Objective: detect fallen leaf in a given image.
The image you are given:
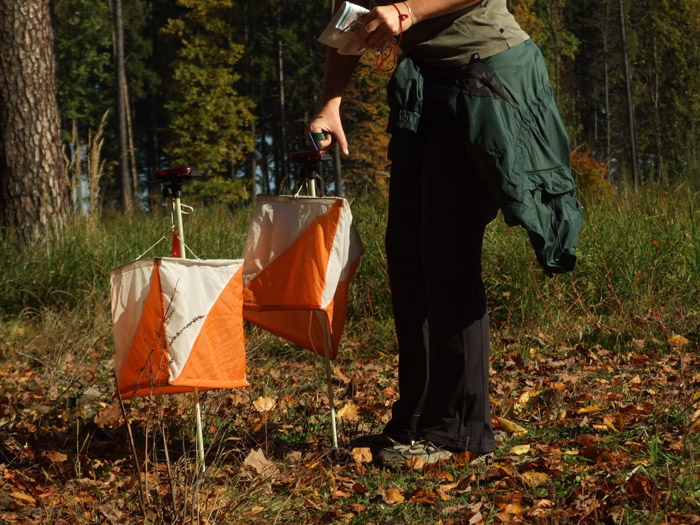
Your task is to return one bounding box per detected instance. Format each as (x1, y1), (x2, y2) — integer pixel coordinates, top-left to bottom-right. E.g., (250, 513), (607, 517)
(253, 396), (276, 413)
(410, 489), (438, 506)
(249, 506), (265, 516)
(603, 415), (620, 432)
(509, 444), (531, 455)
(521, 470), (550, 487)
(384, 487), (405, 504)
(41, 450), (68, 463)
(99, 502), (123, 523)
(11, 492), (37, 506)
(352, 483), (366, 494)
(94, 400), (122, 428)
(532, 499), (555, 509)
(631, 339), (646, 351)
(243, 449), (279, 479)
(494, 417), (528, 436)
(333, 366), (352, 384)
(349, 503), (366, 513)
(436, 487), (452, 501)
(527, 499), (554, 520)
(690, 408), (700, 433)
(577, 404), (604, 414)
(514, 390), (539, 413)
(455, 450), (479, 466)
(469, 511), (485, 524)
(495, 511), (515, 523)
(625, 472), (655, 502)
(336, 402), (359, 421)
(441, 503), (469, 515)
(351, 447), (372, 464)
(405, 456), (424, 470)
(506, 502), (526, 515)
(667, 334), (690, 347)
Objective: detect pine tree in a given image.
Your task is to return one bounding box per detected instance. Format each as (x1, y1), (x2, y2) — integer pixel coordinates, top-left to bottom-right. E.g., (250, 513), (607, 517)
(0, 0), (71, 243)
(161, 0), (255, 180)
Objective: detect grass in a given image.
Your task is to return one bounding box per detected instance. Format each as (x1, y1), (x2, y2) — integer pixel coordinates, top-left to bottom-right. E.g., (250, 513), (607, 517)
(0, 182), (699, 523)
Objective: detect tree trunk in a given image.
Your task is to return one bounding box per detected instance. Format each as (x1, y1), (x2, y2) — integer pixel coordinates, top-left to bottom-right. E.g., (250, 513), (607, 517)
(261, 128), (270, 194)
(651, 34), (663, 183)
(618, 0), (641, 188)
(113, 0), (133, 211)
(547, 0), (561, 103)
(244, 4), (257, 205)
(249, 120), (257, 206)
(277, 8), (288, 189)
(603, 22), (611, 160)
(123, 75), (139, 200)
(0, 0), (71, 244)
(600, 0), (612, 161)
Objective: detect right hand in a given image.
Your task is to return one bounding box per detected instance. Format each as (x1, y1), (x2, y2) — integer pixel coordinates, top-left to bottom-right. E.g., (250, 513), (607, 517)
(306, 101), (349, 156)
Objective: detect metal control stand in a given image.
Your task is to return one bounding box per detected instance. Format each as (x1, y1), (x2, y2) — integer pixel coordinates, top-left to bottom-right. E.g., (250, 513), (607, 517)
(289, 149), (339, 450)
(153, 166), (206, 473)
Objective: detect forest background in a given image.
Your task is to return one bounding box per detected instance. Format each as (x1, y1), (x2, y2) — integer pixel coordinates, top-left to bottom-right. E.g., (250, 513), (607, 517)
(1, 0), (700, 523)
(44, 0), (700, 208)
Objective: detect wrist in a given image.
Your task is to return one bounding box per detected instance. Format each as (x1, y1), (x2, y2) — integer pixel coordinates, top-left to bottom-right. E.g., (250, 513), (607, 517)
(319, 96), (342, 112)
(402, 1), (415, 25)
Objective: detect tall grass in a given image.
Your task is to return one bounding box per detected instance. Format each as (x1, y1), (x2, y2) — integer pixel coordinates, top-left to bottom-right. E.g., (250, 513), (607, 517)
(1, 183), (697, 349)
(482, 184), (699, 352)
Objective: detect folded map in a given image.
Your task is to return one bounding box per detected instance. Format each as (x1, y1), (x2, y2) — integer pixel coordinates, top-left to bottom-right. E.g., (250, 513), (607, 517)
(318, 1), (369, 55)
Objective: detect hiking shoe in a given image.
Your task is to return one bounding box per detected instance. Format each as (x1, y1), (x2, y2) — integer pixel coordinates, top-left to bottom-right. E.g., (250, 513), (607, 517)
(378, 440), (452, 467)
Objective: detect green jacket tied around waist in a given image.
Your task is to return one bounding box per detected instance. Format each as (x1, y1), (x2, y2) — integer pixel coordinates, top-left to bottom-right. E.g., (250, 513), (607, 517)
(386, 39), (583, 274)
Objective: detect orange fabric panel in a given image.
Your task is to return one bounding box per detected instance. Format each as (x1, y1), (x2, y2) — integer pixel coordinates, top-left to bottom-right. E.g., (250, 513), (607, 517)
(170, 267), (248, 389)
(243, 201), (342, 310)
(117, 262), (172, 398)
(243, 308), (334, 358)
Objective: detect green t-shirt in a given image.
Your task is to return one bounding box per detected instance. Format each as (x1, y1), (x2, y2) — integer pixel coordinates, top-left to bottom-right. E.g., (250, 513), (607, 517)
(378, 0), (529, 68)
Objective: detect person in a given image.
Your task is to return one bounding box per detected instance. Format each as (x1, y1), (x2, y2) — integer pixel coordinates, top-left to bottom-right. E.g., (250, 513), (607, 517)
(308, 0), (582, 466)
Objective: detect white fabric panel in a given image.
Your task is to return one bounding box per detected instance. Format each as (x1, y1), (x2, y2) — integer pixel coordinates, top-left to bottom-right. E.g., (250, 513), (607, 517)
(110, 259), (160, 378)
(157, 258), (243, 381)
(241, 196), (338, 286)
(320, 199), (353, 308)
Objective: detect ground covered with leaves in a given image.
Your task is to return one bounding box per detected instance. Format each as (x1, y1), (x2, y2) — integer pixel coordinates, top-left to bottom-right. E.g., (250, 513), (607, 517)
(1, 188), (699, 523)
(1, 322), (699, 524)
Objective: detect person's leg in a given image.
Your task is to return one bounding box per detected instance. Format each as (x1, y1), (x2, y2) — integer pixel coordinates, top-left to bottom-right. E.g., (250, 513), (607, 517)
(382, 132), (430, 444)
(415, 105), (498, 454)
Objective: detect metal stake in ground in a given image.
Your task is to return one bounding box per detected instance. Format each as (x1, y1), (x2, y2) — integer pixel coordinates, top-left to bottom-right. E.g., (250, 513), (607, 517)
(290, 149), (339, 450)
(154, 166), (206, 473)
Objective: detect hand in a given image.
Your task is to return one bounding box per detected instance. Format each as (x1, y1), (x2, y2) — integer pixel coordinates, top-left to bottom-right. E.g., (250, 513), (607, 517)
(306, 102), (349, 155)
(358, 4), (412, 49)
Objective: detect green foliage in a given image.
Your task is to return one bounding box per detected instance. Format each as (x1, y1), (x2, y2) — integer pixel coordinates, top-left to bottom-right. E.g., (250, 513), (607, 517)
(52, 0), (113, 135)
(184, 176), (251, 208)
(570, 145), (613, 203)
(161, 0), (255, 177)
(341, 53), (392, 196)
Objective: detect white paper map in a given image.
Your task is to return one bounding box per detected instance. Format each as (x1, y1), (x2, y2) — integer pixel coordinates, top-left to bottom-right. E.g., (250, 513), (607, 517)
(318, 2), (369, 55)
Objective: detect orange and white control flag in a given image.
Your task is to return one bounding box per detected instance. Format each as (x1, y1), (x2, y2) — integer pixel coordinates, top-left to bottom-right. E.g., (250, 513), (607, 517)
(111, 257), (248, 398)
(241, 196), (363, 359)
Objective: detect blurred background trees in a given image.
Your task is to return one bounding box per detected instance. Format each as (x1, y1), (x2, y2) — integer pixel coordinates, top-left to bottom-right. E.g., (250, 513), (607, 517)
(3, 0), (700, 237)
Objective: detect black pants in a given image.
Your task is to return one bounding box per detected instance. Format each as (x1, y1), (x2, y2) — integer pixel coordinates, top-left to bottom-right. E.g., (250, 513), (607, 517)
(383, 95), (498, 454)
